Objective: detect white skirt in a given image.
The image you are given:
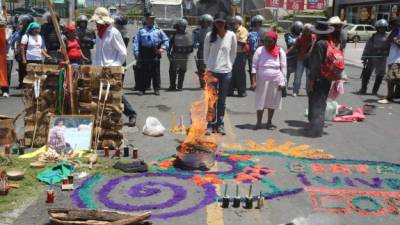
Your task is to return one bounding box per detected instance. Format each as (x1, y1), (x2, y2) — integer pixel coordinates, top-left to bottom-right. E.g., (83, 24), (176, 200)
(255, 80), (282, 110)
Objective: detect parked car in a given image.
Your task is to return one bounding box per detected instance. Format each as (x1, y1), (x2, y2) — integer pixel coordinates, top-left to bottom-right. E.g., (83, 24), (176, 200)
(8, 7), (43, 17)
(345, 24), (376, 42)
(33, 8), (47, 15)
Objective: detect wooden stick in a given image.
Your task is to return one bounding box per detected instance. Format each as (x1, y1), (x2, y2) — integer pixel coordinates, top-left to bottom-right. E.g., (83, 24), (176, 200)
(46, 0), (69, 61)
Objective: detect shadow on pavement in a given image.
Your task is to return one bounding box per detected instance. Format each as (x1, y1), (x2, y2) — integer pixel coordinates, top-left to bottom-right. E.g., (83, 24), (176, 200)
(285, 120), (308, 128)
(235, 123), (256, 130)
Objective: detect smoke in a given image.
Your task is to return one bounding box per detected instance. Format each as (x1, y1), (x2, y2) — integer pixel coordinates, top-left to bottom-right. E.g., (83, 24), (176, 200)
(286, 213), (340, 225)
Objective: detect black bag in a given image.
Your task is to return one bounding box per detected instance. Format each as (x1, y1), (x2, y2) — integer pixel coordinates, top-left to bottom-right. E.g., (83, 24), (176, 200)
(282, 87), (287, 98)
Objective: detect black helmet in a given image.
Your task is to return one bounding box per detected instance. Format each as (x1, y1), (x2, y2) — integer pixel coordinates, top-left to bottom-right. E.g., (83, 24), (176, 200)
(18, 14), (33, 26)
(251, 15), (264, 24)
(199, 14), (213, 23)
(144, 11), (155, 18)
(375, 19), (389, 29)
(76, 15), (88, 22)
(232, 15), (243, 24)
(174, 18), (188, 29)
(290, 21), (304, 36)
(114, 15), (128, 26)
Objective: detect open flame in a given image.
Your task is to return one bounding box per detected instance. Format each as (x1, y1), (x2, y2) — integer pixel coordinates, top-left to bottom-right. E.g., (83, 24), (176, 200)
(180, 71), (219, 152)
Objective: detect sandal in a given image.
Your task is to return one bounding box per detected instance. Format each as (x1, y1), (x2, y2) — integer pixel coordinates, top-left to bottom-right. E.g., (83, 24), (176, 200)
(254, 123), (262, 130)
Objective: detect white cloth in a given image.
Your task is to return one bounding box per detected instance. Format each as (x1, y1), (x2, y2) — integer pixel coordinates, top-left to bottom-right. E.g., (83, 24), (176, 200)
(387, 43), (400, 65)
(6, 27), (14, 60)
(93, 26), (127, 66)
(21, 34), (44, 61)
(203, 30), (237, 73)
(255, 80), (282, 110)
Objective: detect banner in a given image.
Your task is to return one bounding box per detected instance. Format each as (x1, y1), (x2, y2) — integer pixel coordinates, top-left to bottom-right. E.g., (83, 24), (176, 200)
(0, 27), (8, 87)
(287, 0), (304, 11)
(265, 0), (284, 8)
(307, 0), (324, 10)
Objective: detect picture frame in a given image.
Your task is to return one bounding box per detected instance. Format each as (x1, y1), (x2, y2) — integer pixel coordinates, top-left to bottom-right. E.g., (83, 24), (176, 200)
(47, 115), (94, 153)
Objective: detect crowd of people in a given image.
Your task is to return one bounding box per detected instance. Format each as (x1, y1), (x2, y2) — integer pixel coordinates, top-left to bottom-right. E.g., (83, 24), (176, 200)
(1, 8), (400, 138)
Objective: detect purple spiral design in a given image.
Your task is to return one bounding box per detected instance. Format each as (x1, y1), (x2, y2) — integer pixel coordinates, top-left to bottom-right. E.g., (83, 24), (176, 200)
(96, 173), (216, 219)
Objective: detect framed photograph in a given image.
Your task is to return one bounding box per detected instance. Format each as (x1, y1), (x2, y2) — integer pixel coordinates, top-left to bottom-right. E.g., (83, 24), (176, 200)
(47, 115), (94, 154)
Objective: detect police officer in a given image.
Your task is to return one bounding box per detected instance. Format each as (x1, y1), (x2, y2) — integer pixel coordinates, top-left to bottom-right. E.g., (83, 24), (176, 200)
(133, 12), (169, 96)
(15, 14), (33, 89)
(76, 15), (95, 64)
(41, 12), (64, 64)
(228, 15), (248, 97)
(284, 21), (303, 84)
(167, 19), (193, 91)
(359, 19), (390, 95)
(248, 15), (265, 90)
(193, 14), (213, 89)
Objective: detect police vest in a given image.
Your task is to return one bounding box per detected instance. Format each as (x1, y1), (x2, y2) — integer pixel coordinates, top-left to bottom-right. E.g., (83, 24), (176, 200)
(196, 28), (209, 50)
(371, 33), (389, 56)
(172, 32), (193, 54)
(77, 28), (95, 49)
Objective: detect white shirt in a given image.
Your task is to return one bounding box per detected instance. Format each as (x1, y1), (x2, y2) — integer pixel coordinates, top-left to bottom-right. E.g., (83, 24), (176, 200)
(387, 43), (400, 65)
(6, 27), (14, 60)
(203, 30), (237, 73)
(93, 26), (127, 66)
(21, 34), (44, 61)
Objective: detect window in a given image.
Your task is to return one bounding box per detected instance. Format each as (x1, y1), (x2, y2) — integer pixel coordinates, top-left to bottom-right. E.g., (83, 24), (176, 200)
(365, 26), (376, 31)
(355, 26), (364, 31)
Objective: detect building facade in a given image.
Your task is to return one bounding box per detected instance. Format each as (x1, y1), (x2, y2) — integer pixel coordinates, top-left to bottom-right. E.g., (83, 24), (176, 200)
(334, 0), (400, 25)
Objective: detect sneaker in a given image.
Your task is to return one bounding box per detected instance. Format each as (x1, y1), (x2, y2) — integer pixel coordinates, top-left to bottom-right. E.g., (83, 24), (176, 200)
(168, 87), (177, 91)
(127, 115), (136, 127)
(292, 93), (297, 97)
(138, 91), (144, 96)
(205, 127), (213, 136)
(377, 99), (390, 104)
(217, 125), (226, 135)
(238, 92), (247, 97)
(154, 90), (160, 96)
(2, 93), (9, 98)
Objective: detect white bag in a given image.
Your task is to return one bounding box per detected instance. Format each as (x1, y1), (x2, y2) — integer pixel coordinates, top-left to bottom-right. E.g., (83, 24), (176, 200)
(142, 117), (165, 137)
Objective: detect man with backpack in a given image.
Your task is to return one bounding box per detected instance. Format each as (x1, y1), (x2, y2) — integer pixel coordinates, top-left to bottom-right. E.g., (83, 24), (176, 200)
(306, 19), (345, 137)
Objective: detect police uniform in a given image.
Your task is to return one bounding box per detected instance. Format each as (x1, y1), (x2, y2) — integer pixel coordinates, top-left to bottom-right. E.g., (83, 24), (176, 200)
(229, 24), (248, 97)
(193, 27), (210, 88)
(41, 22), (63, 64)
(360, 32), (390, 94)
(133, 25), (169, 94)
(248, 28), (265, 85)
(77, 26), (95, 64)
(168, 31), (194, 90)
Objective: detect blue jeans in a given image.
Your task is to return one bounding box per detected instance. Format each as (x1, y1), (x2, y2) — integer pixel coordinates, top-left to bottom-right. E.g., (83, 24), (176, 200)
(1, 60), (13, 94)
(207, 72), (232, 127)
(293, 60), (307, 94)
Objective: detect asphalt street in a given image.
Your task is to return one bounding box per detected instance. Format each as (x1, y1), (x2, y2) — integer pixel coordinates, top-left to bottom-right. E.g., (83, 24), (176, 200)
(2, 25), (400, 225)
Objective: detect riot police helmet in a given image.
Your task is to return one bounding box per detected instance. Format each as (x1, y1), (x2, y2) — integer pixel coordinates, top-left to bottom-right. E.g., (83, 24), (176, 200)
(18, 14), (33, 26)
(199, 14), (213, 23)
(232, 15), (243, 24)
(114, 15), (128, 26)
(290, 21), (304, 36)
(375, 19), (389, 29)
(251, 15), (265, 24)
(77, 15), (89, 22)
(174, 18), (188, 29)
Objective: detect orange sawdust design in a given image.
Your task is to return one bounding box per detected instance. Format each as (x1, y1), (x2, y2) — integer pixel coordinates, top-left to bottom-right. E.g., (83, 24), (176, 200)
(157, 159), (174, 169)
(222, 138), (335, 159)
(192, 174), (223, 186)
(228, 154), (252, 161)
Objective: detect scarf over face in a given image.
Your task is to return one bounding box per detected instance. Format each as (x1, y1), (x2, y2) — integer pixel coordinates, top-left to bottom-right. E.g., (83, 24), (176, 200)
(97, 24), (109, 39)
(265, 31), (280, 58)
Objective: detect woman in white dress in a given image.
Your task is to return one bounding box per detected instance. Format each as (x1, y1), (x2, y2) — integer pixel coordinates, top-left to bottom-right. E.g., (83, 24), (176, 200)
(252, 31), (287, 130)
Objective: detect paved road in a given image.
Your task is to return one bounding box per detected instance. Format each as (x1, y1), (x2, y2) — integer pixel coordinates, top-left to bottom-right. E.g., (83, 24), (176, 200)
(2, 25), (400, 225)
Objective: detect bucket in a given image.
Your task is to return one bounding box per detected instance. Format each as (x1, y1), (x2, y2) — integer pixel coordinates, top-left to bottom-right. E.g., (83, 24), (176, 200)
(176, 142), (217, 169)
(363, 104), (377, 115)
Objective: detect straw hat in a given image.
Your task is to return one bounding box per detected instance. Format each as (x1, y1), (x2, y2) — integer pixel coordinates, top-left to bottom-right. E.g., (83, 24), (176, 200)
(90, 7), (114, 25)
(326, 16), (346, 25)
(310, 21), (335, 34)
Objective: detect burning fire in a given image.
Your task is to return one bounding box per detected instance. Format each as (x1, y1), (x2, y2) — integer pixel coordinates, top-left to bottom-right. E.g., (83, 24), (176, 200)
(180, 71), (219, 152)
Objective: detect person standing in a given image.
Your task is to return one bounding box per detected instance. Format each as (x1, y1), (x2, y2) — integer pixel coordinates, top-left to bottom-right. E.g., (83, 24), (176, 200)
(228, 15), (248, 97)
(1, 22), (15, 97)
(252, 31), (287, 130)
(359, 19), (390, 95)
(63, 24), (88, 65)
(20, 22), (52, 65)
(113, 14), (137, 127)
(133, 12), (169, 96)
(378, 17), (400, 104)
(284, 21), (303, 86)
(287, 23), (316, 97)
(306, 21), (340, 137)
(76, 15), (96, 64)
(204, 15), (237, 135)
(41, 13), (63, 64)
(168, 19), (193, 91)
(90, 8), (136, 127)
(14, 14), (33, 89)
(248, 15), (265, 91)
(193, 14), (213, 89)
